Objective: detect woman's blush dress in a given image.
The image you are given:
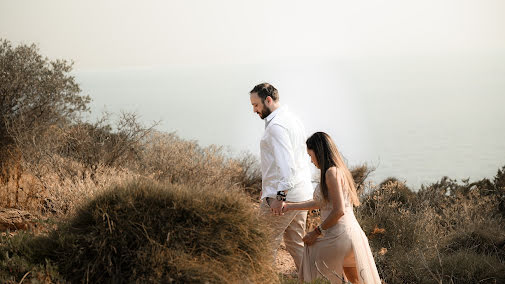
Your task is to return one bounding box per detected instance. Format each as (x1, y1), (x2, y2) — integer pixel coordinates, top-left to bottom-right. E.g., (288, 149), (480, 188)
(299, 182), (381, 284)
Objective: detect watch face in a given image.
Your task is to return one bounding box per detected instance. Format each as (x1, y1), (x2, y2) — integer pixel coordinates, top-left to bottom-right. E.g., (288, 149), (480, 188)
(276, 195), (282, 201)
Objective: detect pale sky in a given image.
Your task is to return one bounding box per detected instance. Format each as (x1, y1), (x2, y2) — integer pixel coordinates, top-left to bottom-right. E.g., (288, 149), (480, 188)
(1, 0), (505, 187)
(1, 0), (504, 70)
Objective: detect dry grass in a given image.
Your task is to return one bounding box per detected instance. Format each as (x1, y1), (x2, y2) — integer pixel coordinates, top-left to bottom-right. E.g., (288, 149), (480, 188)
(0, 126), (258, 216)
(1, 179), (278, 283)
(0, 156), (141, 215)
(1, 116), (504, 283)
(355, 172), (505, 283)
(136, 131), (246, 189)
(0, 119), (276, 283)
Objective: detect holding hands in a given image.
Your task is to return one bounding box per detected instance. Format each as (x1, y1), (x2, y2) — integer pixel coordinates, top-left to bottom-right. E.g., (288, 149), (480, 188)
(270, 200), (291, 215)
(269, 199), (286, 216)
(269, 191), (288, 215)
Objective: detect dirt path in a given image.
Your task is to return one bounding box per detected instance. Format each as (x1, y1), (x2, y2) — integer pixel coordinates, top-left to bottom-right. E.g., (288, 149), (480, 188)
(276, 241), (297, 279)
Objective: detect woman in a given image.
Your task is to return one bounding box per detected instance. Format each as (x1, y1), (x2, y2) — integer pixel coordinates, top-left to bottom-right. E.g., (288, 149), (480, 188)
(283, 132), (381, 284)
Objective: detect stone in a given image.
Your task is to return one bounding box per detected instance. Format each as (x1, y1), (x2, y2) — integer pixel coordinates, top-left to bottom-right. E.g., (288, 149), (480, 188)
(0, 208), (33, 230)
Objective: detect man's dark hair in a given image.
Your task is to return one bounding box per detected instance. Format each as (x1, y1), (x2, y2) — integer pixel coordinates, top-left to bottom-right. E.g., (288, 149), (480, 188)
(250, 83), (279, 102)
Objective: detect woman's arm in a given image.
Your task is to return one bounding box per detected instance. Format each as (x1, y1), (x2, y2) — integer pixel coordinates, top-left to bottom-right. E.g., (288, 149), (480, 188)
(303, 167), (345, 245)
(319, 167), (345, 230)
(283, 199), (320, 212)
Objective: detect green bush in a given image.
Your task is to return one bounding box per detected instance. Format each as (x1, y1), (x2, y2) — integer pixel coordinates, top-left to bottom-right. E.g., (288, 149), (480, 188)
(494, 166), (505, 190)
(0, 231), (64, 283)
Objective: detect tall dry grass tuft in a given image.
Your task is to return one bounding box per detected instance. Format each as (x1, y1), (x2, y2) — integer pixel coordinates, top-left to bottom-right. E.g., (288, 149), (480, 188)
(2, 180), (278, 283)
(35, 158), (142, 214)
(0, 146), (24, 209)
(1, 113), (263, 216)
(137, 131), (244, 187)
(1, 154), (142, 215)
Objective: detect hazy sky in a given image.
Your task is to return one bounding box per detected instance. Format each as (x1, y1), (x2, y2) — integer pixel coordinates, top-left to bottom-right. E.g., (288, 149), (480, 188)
(1, 0), (505, 187)
(1, 0), (504, 69)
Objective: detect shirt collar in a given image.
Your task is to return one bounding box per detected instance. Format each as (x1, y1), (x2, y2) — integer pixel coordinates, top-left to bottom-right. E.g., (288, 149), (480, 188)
(264, 105), (285, 129)
(265, 105), (285, 123)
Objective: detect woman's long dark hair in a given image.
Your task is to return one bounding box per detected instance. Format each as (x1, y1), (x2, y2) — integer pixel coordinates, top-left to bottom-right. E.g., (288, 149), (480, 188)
(306, 132), (360, 206)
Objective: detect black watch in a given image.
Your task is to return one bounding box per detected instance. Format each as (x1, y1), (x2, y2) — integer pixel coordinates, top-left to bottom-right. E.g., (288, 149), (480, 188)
(276, 191), (287, 201)
(265, 197), (272, 206)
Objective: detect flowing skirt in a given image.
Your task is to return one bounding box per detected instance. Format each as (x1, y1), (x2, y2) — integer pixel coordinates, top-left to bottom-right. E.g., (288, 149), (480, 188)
(299, 217), (381, 284)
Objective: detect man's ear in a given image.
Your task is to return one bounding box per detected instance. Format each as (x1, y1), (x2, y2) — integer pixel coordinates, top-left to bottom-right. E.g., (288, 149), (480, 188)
(265, 96), (272, 105)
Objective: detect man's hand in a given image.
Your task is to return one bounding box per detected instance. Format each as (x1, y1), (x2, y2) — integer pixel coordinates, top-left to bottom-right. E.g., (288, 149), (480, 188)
(270, 199), (285, 216)
(302, 230), (320, 246)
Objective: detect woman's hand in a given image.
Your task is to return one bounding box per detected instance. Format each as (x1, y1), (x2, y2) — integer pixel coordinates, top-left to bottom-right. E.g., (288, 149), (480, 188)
(281, 203), (289, 213)
(302, 230), (320, 246)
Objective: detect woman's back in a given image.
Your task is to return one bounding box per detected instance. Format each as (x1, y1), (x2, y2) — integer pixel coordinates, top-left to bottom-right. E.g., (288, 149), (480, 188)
(315, 172), (356, 225)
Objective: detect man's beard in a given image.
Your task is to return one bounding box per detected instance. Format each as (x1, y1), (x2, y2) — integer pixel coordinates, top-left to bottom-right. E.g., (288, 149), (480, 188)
(259, 103), (272, 119)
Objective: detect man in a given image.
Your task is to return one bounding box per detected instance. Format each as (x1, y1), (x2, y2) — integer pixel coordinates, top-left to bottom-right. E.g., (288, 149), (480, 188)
(249, 82), (313, 270)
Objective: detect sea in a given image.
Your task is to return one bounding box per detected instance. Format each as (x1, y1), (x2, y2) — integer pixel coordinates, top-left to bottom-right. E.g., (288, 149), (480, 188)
(75, 54), (505, 189)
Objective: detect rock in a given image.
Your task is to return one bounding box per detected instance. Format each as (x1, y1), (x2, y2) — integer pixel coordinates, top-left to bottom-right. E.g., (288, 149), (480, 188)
(0, 208), (33, 230)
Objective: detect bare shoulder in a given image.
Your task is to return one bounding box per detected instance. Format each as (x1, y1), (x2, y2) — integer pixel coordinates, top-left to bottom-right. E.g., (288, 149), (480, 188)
(325, 166), (338, 179)
(325, 166), (344, 184)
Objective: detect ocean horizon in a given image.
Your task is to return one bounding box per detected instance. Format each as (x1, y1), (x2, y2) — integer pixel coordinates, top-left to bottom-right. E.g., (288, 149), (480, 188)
(75, 55), (505, 189)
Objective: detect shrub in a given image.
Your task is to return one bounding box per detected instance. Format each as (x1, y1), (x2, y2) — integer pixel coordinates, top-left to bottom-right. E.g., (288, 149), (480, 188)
(137, 132), (244, 188)
(358, 179), (420, 249)
(0, 38), (89, 191)
(234, 152), (263, 198)
(493, 166), (505, 217)
(426, 250), (505, 284)
(350, 164), (375, 193)
(57, 112), (154, 174)
(442, 227), (505, 261)
(494, 166), (505, 190)
(0, 230), (64, 283)
(356, 170), (505, 283)
(31, 179), (277, 283)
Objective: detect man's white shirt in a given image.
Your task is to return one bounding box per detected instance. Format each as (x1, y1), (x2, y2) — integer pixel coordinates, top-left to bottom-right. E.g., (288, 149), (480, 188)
(260, 106), (314, 202)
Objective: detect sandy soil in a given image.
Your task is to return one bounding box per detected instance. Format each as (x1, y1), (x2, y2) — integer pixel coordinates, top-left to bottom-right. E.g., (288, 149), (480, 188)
(276, 241), (298, 279)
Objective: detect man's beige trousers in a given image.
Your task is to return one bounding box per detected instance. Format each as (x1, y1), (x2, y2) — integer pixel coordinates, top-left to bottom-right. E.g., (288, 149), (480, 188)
(260, 200), (308, 270)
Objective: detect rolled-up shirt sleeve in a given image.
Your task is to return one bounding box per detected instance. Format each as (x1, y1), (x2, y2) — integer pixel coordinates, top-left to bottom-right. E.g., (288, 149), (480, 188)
(268, 124), (296, 192)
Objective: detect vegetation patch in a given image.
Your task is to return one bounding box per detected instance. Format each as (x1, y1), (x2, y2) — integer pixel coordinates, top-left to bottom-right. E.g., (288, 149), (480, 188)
(1, 180), (277, 283)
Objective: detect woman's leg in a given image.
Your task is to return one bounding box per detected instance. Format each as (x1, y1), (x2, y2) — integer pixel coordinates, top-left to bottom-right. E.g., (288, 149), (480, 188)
(314, 235), (352, 283)
(343, 248), (359, 283)
(343, 267), (359, 283)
